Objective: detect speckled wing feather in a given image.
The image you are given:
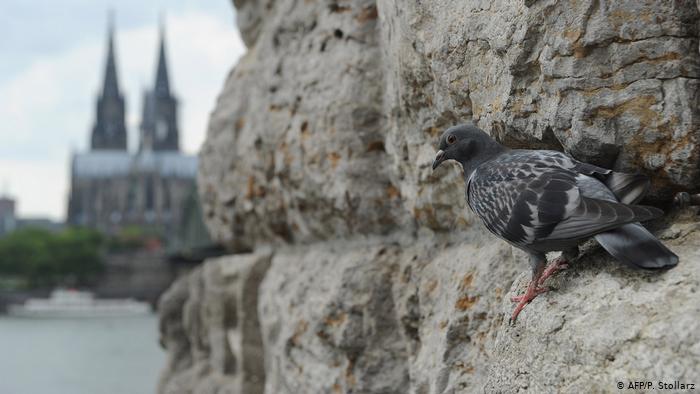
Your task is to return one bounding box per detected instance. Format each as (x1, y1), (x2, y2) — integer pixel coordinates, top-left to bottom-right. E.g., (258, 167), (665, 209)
(466, 150), (662, 248)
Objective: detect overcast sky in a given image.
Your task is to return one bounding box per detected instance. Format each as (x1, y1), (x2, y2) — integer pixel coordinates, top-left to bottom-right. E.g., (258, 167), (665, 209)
(0, 0), (246, 220)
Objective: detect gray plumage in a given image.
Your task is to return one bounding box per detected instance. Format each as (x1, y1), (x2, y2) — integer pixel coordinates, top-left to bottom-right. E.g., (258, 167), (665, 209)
(432, 124), (678, 269)
(432, 124), (678, 321)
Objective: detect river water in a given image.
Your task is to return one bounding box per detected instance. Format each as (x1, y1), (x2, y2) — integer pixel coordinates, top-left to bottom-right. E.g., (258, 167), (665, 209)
(0, 314), (165, 394)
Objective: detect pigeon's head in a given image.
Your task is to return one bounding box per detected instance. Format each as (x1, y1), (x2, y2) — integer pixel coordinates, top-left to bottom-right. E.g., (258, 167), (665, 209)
(432, 124), (503, 171)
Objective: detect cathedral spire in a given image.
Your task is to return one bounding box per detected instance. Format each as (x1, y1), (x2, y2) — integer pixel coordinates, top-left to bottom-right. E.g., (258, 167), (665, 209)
(139, 15), (179, 152)
(154, 19), (170, 97)
(91, 11), (128, 151)
(102, 10), (120, 98)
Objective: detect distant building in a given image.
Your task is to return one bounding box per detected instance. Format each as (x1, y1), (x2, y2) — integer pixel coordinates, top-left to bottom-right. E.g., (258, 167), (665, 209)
(67, 18), (198, 248)
(0, 196), (62, 236)
(0, 196), (16, 236)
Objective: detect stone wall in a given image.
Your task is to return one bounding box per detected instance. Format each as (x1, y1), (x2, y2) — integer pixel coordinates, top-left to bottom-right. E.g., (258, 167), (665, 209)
(158, 251), (270, 394)
(159, 1), (700, 393)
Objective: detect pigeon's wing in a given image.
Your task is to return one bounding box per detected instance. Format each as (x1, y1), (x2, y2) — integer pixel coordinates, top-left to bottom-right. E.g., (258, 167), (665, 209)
(545, 196), (662, 241)
(468, 152), (583, 245)
(548, 150), (651, 205)
(524, 150), (612, 177)
(468, 151), (662, 247)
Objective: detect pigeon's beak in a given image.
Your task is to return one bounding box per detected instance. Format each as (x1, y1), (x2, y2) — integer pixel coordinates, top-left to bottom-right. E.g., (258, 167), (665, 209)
(432, 150), (446, 170)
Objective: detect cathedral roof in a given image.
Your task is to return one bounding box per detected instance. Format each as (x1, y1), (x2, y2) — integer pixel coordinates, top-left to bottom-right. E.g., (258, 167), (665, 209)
(72, 151), (197, 179)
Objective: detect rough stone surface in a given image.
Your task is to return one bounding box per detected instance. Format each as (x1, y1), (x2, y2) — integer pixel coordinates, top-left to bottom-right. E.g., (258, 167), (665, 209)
(486, 221), (700, 393)
(160, 218), (700, 393)
(199, 0), (699, 248)
(382, 0), (700, 225)
(159, 0), (700, 393)
(260, 220), (700, 394)
(199, 0), (404, 250)
(158, 251), (271, 394)
(257, 232), (519, 393)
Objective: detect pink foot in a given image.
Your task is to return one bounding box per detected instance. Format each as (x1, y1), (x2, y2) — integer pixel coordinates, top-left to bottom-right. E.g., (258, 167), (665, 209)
(510, 281), (548, 323)
(510, 286), (548, 302)
(537, 257), (569, 286)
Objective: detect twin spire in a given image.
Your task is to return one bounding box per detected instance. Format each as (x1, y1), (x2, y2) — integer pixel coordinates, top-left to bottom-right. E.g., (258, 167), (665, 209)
(102, 12), (120, 99)
(91, 12), (178, 152)
(154, 21), (171, 98)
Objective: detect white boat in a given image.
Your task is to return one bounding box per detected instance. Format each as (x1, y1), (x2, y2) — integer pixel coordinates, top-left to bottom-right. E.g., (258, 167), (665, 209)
(7, 289), (151, 318)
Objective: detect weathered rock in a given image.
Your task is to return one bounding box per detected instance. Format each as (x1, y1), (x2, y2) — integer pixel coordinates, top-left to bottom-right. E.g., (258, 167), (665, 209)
(199, 0), (405, 250)
(381, 0), (700, 233)
(160, 0), (700, 393)
(486, 221), (700, 393)
(158, 251), (271, 394)
(257, 232), (519, 393)
(256, 220), (700, 394)
(160, 218), (700, 393)
(231, 0), (266, 47)
(200, 0), (699, 246)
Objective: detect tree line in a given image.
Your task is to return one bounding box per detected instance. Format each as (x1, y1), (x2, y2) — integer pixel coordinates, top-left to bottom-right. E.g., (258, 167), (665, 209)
(0, 227), (104, 289)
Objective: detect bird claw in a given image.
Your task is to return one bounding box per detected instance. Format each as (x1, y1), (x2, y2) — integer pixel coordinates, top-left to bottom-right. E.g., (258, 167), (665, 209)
(509, 256), (569, 323)
(537, 257), (569, 286)
(510, 286), (548, 302)
(509, 280), (551, 323)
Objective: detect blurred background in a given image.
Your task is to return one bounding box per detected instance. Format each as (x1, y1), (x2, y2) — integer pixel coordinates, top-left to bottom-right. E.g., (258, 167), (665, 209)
(0, 1), (244, 393)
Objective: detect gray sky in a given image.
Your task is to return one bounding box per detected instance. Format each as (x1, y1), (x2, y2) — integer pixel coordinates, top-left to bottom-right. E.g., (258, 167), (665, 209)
(0, 0), (246, 220)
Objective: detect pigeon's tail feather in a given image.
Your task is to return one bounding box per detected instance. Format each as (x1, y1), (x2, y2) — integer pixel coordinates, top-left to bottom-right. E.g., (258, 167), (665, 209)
(595, 223), (679, 269)
(605, 172), (650, 205)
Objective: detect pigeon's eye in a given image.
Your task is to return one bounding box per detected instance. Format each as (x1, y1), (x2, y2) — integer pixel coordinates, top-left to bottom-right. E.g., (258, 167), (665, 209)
(447, 135), (457, 145)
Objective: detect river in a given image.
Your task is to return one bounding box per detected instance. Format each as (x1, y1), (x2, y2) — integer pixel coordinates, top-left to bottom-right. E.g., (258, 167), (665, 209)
(0, 314), (165, 394)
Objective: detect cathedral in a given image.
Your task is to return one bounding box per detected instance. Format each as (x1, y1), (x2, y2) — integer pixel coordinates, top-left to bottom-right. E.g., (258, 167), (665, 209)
(67, 19), (199, 247)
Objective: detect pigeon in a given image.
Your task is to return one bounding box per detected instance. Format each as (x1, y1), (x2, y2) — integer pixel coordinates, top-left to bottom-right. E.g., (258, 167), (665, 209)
(432, 124), (678, 322)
